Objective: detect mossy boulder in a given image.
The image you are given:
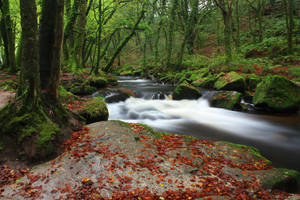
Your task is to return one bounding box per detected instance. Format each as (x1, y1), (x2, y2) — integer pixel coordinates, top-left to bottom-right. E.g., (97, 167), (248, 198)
(70, 84), (97, 96)
(105, 89), (136, 103)
(78, 97), (109, 124)
(192, 74), (215, 89)
(253, 75), (300, 112)
(214, 72), (246, 92)
(209, 91), (242, 110)
(260, 168), (300, 192)
(173, 82), (202, 100)
(88, 76), (108, 88)
(188, 68), (210, 82)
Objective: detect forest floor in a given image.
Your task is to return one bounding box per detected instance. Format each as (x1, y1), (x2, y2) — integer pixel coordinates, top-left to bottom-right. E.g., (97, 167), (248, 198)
(1, 121), (300, 199)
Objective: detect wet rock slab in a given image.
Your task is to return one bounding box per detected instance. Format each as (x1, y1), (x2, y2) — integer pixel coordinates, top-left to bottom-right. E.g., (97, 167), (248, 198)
(1, 121), (299, 199)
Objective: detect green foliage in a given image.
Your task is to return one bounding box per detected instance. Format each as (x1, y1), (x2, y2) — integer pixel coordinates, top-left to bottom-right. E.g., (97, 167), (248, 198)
(182, 55), (209, 68)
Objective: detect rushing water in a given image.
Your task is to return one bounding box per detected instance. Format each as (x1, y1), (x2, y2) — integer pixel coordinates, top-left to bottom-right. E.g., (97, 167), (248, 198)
(106, 76), (300, 173)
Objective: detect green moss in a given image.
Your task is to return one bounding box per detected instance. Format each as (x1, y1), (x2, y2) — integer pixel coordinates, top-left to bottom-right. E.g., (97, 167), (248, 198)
(261, 168), (300, 192)
(192, 74), (215, 88)
(214, 72), (246, 92)
(219, 141), (272, 165)
(36, 122), (59, 156)
(173, 82), (202, 100)
(253, 75), (300, 112)
(79, 97), (109, 124)
(88, 76), (108, 88)
(70, 84), (97, 96)
(210, 91), (242, 110)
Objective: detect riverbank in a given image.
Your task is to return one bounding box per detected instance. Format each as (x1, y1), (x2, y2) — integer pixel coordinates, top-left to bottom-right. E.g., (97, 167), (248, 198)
(1, 120), (299, 199)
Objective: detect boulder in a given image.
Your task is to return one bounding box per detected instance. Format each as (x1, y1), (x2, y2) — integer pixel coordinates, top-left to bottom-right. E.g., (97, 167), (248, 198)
(88, 76), (108, 88)
(1, 121), (299, 199)
(253, 75), (300, 112)
(192, 73), (215, 89)
(70, 85), (97, 96)
(209, 91), (242, 110)
(173, 82), (202, 100)
(214, 72), (246, 92)
(105, 89), (136, 103)
(77, 97), (109, 124)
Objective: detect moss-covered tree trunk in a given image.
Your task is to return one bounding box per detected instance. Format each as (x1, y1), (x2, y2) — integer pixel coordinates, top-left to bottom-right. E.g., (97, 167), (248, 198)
(20, 0), (39, 106)
(223, 10), (232, 63)
(214, 0), (233, 63)
(284, 0), (294, 54)
(166, 0), (178, 67)
(39, 0), (64, 102)
(234, 0), (240, 52)
(73, 0), (87, 69)
(63, 0), (80, 67)
(0, 0), (16, 73)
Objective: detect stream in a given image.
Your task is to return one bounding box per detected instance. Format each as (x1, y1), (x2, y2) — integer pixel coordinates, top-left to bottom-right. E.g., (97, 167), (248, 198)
(105, 76), (300, 173)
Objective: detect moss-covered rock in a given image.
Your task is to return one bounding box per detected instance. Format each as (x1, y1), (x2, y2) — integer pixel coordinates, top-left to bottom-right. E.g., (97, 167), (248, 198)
(260, 168), (300, 192)
(253, 75), (300, 112)
(216, 141), (272, 165)
(191, 74), (215, 89)
(209, 91), (242, 110)
(173, 82), (202, 100)
(88, 76), (108, 88)
(78, 97), (109, 124)
(70, 84), (97, 96)
(214, 72), (246, 92)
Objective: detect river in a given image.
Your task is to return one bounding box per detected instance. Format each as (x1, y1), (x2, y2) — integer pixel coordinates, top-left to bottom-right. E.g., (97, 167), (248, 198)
(106, 76), (300, 174)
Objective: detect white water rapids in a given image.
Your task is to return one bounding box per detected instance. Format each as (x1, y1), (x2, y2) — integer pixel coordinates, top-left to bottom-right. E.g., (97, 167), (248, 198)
(105, 77), (300, 171)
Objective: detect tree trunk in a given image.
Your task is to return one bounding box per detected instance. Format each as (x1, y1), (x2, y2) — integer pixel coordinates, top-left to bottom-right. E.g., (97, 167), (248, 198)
(284, 0), (294, 54)
(39, 0), (64, 102)
(223, 10), (232, 63)
(234, 0), (240, 52)
(63, 0), (80, 66)
(166, 0), (179, 67)
(73, 0), (87, 69)
(20, 0), (39, 106)
(0, 0), (16, 73)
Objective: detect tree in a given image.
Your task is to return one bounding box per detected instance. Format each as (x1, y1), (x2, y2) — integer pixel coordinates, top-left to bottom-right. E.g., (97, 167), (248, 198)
(166, 0), (179, 67)
(39, 0), (64, 102)
(0, 0), (67, 161)
(213, 0), (234, 63)
(283, 0), (295, 54)
(246, 0), (264, 42)
(0, 0), (16, 73)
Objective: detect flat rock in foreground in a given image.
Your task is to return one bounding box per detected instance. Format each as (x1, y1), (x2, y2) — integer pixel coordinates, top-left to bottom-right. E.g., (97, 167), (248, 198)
(1, 121), (299, 199)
